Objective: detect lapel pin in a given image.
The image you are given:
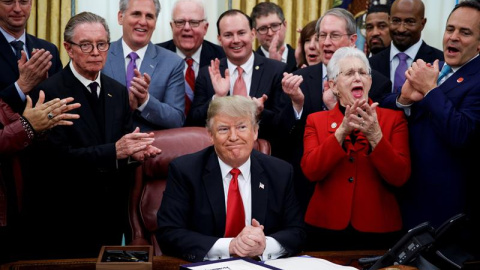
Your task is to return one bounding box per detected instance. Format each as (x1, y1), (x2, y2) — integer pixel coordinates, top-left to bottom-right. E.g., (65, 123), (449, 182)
(331, 122), (337, 128)
(457, 77), (464, 83)
(255, 66), (259, 70)
(107, 93), (113, 97)
(259, 182), (264, 189)
(150, 64), (154, 68)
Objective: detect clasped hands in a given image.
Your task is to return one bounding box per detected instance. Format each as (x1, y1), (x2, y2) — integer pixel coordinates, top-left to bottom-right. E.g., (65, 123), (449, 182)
(208, 58), (268, 115)
(128, 69), (151, 110)
(398, 59), (440, 105)
(229, 218), (266, 258)
(115, 127), (161, 162)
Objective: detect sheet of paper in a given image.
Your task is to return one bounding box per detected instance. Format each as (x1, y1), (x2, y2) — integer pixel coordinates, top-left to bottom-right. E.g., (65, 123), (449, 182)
(187, 259), (277, 270)
(265, 256), (358, 270)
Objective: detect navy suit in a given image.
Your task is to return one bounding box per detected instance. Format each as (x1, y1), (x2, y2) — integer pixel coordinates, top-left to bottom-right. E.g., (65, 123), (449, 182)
(274, 63), (392, 212)
(103, 39), (185, 131)
(22, 65), (135, 259)
(382, 56), (480, 229)
(186, 53), (287, 140)
(0, 32), (62, 113)
(157, 39), (225, 68)
(157, 146), (306, 262)
(256, 44), (297, 73)
(369, 41), (444, 101)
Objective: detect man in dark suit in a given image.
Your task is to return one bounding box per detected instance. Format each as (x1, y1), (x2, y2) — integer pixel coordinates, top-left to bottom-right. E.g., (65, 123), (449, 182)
(382, 1), (480, 230)
(278, 8), (392, 213)
(157, 0), (224, 116)
(251, 2), (297, 72)
(369, 0), (444, 95)
(22, 12), (160, 259)
(157, 95), (305, 262)
(187, 9), (287, 142)
(0, 0), (62, 113)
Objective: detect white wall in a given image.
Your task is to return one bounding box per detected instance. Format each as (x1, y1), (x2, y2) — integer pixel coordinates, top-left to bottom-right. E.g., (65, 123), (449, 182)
(422, 0), (457, 50)
(76, 0), (226, 44)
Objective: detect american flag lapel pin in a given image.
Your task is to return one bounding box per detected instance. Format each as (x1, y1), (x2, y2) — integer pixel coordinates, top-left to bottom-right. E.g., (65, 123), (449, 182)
(259, 182), (264, 189)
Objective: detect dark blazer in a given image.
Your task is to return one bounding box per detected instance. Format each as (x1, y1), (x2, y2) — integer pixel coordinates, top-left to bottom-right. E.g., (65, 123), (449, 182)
(157, 39), (225, 68)
(256, 44), (297, 73)
(23, 65), (134, 258)
(369, 41), (444, 98)
(0, 32), (62, 113)
(186, 53), (287, 139)
(382, 55), (480, 229)
(157, 146), (306, 262)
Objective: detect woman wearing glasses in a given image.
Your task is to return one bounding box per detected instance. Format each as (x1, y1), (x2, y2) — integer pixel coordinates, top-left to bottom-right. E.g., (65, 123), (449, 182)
(301, 47), (411, 251)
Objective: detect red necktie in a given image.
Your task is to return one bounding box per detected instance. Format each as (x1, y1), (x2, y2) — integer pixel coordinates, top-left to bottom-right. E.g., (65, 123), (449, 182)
(184, 58), (195, 115)
(224, 168), (245, 237)
(233, 66), (247, 96)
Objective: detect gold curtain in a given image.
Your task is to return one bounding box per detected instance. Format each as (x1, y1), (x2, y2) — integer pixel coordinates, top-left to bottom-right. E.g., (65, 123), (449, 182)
(26, 0), (73, 67)
(229, 0), (333, 49)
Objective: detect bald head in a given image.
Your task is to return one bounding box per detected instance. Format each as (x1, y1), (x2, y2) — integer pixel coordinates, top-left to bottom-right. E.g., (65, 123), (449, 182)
(390, 0), (426, 51)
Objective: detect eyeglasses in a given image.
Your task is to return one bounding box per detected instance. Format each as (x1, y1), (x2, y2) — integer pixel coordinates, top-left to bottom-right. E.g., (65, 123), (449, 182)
(317, 32), (351, 42)
(338, 68), (371, 79)
(390, 18), (417, 28)
(68, 41), (110, 53)
(256, 21), (284, 35)
(173, 19), (206, 28)
(0, 0), (30, 5)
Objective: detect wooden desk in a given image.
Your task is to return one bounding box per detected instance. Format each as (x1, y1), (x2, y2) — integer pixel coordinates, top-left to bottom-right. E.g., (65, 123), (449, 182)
(1, 250), (385, 270)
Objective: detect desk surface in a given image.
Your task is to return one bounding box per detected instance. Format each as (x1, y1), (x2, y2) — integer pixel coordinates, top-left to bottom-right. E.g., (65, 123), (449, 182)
(1, 250), (386, 270)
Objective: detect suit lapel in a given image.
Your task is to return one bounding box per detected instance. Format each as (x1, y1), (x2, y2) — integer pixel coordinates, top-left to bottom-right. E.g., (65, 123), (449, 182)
(306, 64), (324, 115)
(108, 40), (128, 85)
(250, 53), (265, 97)
(203, 151), (228, 234)
(101, 74), (117, 142)
(139, 43), (157, 78)
(250, 151), (268, 226)
(0, 33), (19, 72)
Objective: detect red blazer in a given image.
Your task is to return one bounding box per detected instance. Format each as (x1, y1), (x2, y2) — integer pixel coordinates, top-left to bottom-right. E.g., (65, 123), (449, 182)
(301, 102), (410, 233)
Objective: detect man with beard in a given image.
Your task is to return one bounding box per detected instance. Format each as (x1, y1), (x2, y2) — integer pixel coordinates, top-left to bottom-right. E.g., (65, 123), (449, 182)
(369, 0), (443, 93)
(365, 4), (391, 57)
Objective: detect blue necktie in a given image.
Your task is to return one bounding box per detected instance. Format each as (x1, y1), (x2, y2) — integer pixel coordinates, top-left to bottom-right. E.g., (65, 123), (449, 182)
(437, 64), (452, 85)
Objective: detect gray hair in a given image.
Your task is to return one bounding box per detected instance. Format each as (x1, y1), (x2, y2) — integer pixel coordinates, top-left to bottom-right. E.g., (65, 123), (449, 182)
(64, 12), (110, 43)
(206, 96), (259, 132)
(171, 0), (207, 20)
(327, 47), (371, 81)
(119, 0), (161, 18)
(315, 8), (356, 35)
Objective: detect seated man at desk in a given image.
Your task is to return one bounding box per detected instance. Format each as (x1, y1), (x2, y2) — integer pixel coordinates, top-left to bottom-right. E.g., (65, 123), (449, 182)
(157, 96), (305, 262)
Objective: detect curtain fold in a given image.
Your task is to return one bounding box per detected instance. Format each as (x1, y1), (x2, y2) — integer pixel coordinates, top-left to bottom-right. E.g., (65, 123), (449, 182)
(229, 0), (333, 50)
(26, 0), (72, 67)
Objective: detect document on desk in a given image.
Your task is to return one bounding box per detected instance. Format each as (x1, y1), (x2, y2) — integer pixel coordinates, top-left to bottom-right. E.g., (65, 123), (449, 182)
(265, 256), (358, 270)
(180, 257), (281, 270)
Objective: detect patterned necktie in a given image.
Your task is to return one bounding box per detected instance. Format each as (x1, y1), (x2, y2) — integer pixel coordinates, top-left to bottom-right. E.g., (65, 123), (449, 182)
(393, 52), (409, 92)
(184, 58), (195, 115)
(233, 66), (247, 96)
(10, 40), (24, 60)
(437, 64), (452, 85)
(224, 168), (245, 237)
(126, 52), (139, 89)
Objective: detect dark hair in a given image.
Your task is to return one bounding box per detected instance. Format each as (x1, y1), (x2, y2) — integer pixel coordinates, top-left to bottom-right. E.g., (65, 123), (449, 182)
(448, 0), (480, 30)
(216, 9), (253, 35)
(298, 20), (317, 67)
(250, 2), (285, 29)
(367, 4), (390, 16)
(64, 12), (110, 43)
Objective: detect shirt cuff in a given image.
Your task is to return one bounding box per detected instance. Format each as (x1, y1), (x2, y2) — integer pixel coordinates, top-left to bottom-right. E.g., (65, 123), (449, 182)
(259, 236), (286, 261)
(136, 94), (150, 112)
(294, 106), (303, 120)
(205, 237), (233, 261)
(395, 96), (412, 117)
(15, 82), (26, 102)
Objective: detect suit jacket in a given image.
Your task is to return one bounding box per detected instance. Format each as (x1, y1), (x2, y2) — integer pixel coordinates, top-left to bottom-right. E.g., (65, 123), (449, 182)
(24, 65), (135, 258)
(102, 39), (185, 131)
(382, 56), (480, 229)
(0, 32), (62, 113)
(301, 102), (410, 232)
(157, 146), (306, 262)
(256, 44), (297, 73)
(186, 53), (287, 139)
(157, 39), (225, 68)
(369, 41), (444, 99)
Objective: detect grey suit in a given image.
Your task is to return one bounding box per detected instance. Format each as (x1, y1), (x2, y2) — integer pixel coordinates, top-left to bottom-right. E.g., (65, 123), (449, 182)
(103, 39), (185, 131)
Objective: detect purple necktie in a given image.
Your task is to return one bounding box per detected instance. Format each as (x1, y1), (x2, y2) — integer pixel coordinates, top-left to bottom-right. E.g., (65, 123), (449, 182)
(393, 52), (409, 93)
(126, 52), (139, 89)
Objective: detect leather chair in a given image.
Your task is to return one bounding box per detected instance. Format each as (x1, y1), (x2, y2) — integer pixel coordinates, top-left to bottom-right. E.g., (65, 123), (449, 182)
(128, 127), (271, 255)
